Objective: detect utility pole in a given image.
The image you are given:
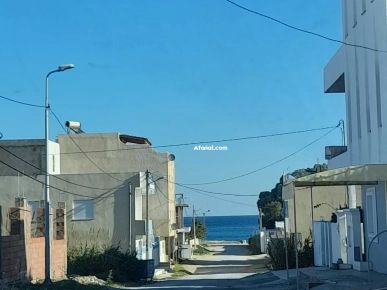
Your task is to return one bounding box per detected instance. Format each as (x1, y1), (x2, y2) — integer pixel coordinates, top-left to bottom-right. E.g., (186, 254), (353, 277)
(145, 170), (150, 259)
(282, 171), (290, 290)
(193, 205), (196, 249)
(259, 208), (263, 231)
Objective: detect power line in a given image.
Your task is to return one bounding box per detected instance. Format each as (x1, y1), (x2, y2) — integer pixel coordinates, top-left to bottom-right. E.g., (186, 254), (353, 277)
(177, 124), (340, 186)
(184, 186), (256, 208)
(0, 95), (44, 108)
(59, 125), (337, 154)
(50, 109), (124, 182)
(151, 172), (258, 198)
(0, 145), (119, 191)
(225, 0), (387, 53)
(0, 159), (115, 199)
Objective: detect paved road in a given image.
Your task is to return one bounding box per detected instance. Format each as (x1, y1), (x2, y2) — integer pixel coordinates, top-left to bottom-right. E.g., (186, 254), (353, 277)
(122, 243), (290, 290)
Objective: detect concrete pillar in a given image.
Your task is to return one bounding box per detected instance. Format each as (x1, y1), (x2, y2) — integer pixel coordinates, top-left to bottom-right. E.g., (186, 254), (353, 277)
(348, 185), (357, 209)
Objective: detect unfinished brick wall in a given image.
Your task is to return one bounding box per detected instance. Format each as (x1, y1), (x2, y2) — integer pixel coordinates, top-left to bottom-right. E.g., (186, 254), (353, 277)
(1, 208), (27, 282)
(0, 202), (67, 283)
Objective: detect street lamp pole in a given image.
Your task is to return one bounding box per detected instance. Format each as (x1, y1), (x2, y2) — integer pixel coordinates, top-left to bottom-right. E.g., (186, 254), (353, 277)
(203, 210), (210, 227)
(44, 64), (74, 284)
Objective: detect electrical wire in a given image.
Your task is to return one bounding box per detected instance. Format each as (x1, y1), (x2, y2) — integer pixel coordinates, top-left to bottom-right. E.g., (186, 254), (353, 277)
(185, 186), (256, 208)
(172, 124), (340, 186)
(225, 0), (387, 53)
(58, 125), (337, 154)
(0, 159), (116, 199)
(0, 95), (44, 108)
(151, 174), (255, 207)
(0, 146), (120, 191)
(50, 108), (125, 182)
(150, 172), (257, 197)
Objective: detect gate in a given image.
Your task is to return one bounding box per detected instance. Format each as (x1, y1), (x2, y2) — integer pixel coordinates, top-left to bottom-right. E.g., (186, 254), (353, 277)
(313, 221), (333, 267)
(152, 236), (160, 267)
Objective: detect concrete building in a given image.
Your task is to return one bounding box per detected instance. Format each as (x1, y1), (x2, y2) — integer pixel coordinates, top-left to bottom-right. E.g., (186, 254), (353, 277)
(57, 133), (177, 262)
(175, 194), (191, 260)
(323, 0), (387, 274)
(0, 132), (177, 263)
(0, 170), (151, 254)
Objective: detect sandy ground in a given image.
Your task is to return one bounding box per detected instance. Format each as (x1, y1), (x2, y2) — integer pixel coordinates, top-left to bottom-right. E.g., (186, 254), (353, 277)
(121, 243), (290, 289)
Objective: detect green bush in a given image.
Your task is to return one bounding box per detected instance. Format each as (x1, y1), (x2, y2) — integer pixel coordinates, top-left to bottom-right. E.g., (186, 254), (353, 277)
(68, 243), (141, 283)
(247, 232), (262, 255)
(267, 233), (314, 270)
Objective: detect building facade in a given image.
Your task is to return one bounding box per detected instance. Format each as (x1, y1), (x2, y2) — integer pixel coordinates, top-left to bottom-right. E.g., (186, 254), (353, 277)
(324, 0), (387, 168)
(0, 132), (176, 263)
(324, 0), (387, 274)
(57, 132), (177, 262)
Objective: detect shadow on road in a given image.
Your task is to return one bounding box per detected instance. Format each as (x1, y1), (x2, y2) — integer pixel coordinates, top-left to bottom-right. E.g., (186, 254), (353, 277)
(139, 273), (280, 289)
(211, 245), (251, 256)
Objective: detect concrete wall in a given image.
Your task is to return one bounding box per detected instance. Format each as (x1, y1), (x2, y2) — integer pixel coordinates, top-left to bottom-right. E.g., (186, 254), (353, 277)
(57, 133), (176, 238)
(0, 172), (141, 252)
(362, 182), (387, 274)
(0, 140), (60, 176)
(328, 151), (350, 170)
(324, 0), (387, 165)
(287, 185), (361, 241)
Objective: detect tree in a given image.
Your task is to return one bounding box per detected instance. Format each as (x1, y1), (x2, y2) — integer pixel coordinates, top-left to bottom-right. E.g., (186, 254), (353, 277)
(262, 201), (283, 229)
(188, 219), (207, 240)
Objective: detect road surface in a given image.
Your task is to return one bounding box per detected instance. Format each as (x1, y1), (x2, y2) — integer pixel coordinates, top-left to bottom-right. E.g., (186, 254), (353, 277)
(122, 243), (290, 290)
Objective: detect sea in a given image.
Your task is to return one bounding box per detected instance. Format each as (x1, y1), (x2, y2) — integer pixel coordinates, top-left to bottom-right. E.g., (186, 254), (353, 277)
(184, 215), (259, 241)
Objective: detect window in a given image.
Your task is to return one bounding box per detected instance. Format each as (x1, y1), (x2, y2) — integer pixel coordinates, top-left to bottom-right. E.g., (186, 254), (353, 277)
(28, 201), (39, 222)
(366, 187), (378, 242)
(73, 200), (94, 220)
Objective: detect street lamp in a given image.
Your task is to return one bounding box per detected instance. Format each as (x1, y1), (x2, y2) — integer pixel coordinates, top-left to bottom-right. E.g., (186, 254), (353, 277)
(203, 210), (210, 227)
(44, 63), (74, 283)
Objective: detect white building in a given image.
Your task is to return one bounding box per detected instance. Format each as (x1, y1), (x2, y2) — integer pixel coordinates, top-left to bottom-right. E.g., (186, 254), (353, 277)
(324, 0), (387, 169)
(323, 0), (387, 274)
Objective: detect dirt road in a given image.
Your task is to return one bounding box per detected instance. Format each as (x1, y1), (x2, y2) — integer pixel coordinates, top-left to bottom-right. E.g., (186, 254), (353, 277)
(123, 243), (289, 289)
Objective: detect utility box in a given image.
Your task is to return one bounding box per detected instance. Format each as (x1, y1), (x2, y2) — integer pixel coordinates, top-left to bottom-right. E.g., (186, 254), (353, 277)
(180, 244), (192, 260)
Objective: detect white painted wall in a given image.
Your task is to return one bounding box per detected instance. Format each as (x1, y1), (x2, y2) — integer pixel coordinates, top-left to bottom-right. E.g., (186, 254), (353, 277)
(48, 140), (60, 175)
(325, 0), (387, 167)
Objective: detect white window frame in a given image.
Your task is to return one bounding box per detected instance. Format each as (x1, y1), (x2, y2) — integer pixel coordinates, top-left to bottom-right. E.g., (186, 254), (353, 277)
(28, 201), (39, 222)
(366, 187), (378, 243)
(72, 199), (94, 221)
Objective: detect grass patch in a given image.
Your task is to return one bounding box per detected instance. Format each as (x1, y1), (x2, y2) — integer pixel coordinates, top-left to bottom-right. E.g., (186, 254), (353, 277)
(68, 243), (142, 283)
(193, 245), (210, 255)
(171, 264), (190, 278)
(201, 243), (209, 247)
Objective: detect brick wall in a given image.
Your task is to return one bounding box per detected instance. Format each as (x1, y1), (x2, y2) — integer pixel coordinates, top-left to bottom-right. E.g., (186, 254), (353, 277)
(0, 201), (67, 283)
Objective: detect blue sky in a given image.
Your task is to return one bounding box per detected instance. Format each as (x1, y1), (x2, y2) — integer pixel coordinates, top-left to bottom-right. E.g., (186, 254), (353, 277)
(0, 0), (345, 216)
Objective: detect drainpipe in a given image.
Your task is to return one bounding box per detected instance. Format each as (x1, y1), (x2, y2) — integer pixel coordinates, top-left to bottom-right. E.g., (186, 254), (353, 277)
(129, 182), (132, 251)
